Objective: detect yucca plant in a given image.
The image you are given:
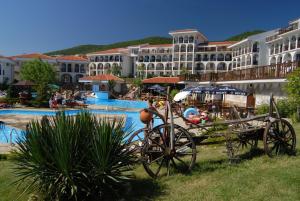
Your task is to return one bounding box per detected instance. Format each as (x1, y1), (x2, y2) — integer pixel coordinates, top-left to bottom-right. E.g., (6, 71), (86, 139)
(13, 111), (136, 201)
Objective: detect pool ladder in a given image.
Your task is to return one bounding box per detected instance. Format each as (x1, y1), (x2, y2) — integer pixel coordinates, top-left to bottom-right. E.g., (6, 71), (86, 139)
(0, 123), (19, 145)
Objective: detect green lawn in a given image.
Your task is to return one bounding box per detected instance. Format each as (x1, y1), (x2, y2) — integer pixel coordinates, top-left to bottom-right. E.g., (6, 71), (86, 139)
(1, 124), (300, 201)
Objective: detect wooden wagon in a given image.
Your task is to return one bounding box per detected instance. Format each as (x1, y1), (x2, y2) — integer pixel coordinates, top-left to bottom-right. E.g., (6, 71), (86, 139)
(128, 93), (297, 178)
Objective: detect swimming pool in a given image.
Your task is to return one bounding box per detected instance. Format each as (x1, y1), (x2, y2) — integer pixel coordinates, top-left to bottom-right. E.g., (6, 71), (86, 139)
(0, 124), (22, 144)
(85, 98), (147, 109)
(0, 109), (163, 143)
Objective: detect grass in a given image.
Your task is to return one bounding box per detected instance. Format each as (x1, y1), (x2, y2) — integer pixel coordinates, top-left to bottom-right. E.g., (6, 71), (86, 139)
(1, 124), (300, 201)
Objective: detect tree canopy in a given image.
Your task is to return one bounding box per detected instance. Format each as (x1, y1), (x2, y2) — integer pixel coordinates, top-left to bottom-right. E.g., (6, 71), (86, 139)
(20, 59), (56, 84)
(225, 30), (265, 41)
(46, 36), (172, 56)
(20, 59), (57, 101)
(285, 68), (300, 106)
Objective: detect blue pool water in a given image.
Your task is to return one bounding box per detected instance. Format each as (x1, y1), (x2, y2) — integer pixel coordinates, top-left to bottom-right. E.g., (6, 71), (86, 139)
(0, 124), (22, 144)
(85, 98), (147, 109)
(0, 109), (162, 143)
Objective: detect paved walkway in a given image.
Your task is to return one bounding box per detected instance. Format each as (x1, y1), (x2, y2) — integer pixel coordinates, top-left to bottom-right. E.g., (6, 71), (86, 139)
(0, 111), (126, 154)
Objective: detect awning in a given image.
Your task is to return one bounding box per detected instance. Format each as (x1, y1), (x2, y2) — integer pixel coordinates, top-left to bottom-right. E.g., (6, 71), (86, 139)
(142, 77), (181, 84)
(79, 74), (124, 83)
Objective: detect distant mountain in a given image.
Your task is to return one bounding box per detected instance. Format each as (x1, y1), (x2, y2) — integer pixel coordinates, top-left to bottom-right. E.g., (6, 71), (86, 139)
(46, 36), (173, 56)
(225, 30), (265, 41)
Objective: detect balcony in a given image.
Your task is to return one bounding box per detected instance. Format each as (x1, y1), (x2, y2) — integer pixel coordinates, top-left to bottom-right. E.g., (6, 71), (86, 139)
(278, 23), (298, 35)
(284, 45), (289, 51)
(266, 35), (279, 42)
(180, 62), (299, 82)
(196, 47), (217, 52)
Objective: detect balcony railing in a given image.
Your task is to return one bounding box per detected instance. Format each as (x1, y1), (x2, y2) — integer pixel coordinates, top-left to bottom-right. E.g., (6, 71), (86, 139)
(278, 23), (298, 35)
(180, 62), (299, 82)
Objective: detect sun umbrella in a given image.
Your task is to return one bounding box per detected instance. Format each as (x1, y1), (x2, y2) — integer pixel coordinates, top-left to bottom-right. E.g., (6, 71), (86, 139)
(211, 85), (247, 96)
(182, 86), (215, 94)
(173, 91), (191, 102)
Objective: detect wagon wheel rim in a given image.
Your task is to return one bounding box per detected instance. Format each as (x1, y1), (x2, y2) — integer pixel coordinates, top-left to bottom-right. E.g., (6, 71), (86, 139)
(226, 127), (259, 162)
(127, 128), (148, 153)
(264, 119), (296, 157)
(141, 124), (196, 178)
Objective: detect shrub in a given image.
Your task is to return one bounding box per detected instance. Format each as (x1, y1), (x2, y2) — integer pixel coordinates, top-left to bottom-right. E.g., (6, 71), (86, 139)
(256, 99), (297, 118)
(256, 104), (269, 115)
(13, 111), (136, 200)
(170, 89), (179, 99)
(0, 97), (19, 105)
(290, 112), (300, 123)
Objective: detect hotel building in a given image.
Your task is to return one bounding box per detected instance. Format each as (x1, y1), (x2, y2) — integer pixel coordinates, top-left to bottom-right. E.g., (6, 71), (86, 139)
(10, 53), (88, 84)
(0, 56), (15, 84)
(87, 30), (235, 77)
(85, 18), (300, 104)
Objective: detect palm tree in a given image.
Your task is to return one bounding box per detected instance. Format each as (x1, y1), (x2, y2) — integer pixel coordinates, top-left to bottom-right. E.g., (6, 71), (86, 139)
(111, 64), (121, 76)
(180, 66), (189, 75)
(108, 80), (116, 97)
(137, 64), (146, 78)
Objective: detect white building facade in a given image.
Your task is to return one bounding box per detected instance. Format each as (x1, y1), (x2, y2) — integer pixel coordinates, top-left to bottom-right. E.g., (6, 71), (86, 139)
(10, 53), (88, 84)
(87, 29), (236, 77)
(0, 56), (14, 84)
(87, 48), (132, 77)
(266, 19), (300, 65)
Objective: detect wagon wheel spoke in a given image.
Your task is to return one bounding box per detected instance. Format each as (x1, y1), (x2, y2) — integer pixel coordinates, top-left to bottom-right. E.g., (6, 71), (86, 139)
(167, 159), (171, 176)
(155, 158), (165, 176)
(175, 131), (184, 144)
(174, 156), (189, 168)
(175, 142), (192, 151)
(171, 158), (178, 169)
(147, 137), (165, 150)
(156, 128), (169, 148)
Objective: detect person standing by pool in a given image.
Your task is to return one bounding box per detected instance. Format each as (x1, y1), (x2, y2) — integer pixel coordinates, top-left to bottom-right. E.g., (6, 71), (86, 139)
(55, 92), (63, 105)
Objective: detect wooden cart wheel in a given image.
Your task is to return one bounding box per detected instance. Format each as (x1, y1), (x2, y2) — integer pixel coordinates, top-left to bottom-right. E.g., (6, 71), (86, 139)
(263, 119), (296, 157)
(127, 128), (148, 153)
(141, 124), (196, 178)
(226, 126), (259, 162)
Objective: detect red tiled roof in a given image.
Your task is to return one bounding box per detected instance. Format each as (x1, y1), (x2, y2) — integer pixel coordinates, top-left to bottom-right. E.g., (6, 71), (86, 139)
(142, 77), (180, 84)
(0, 55), (12, 60)
(56, 55), (88, 61)
(208, 41), (237, 46)
(89, 48), (128, 55)
(11, 53), (54, 60)
(80, 74), (124, 82)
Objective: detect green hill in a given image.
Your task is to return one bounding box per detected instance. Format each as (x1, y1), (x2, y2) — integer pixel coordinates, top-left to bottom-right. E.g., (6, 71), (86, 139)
(46, 36), (172, 56)
(225, 30), (265, 41)
(46, 31), (265, 56)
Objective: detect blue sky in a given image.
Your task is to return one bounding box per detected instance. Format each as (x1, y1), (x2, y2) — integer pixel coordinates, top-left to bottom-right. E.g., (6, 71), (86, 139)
(1, 0), (300, 56)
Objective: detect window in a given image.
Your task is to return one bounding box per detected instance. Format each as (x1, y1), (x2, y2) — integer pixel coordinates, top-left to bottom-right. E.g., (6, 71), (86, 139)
(75, 64), (80, 72)
(67, 64), (72, 72)
(80, 64), (85, 73)
(61, 63), (66, 72)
